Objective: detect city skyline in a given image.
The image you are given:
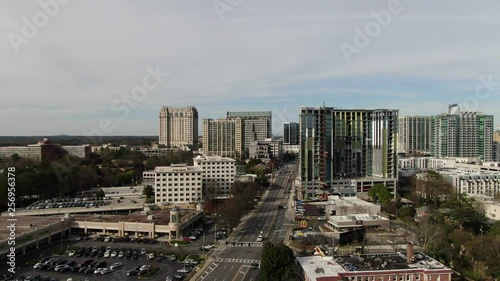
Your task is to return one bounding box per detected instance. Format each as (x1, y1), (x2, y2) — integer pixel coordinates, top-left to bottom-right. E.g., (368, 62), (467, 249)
(2, 1), (500, 136)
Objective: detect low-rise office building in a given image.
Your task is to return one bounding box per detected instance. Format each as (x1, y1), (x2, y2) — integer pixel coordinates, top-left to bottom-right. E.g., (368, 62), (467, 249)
(297, 249), (452, 281)
(321, 196), (381, 216)
(327, 214), (389, 231)
(248, 138), (283, 160)
(193, 155), (236, 196)
(147, 164), (203, 205)
(0, 207), (203, 261)
(61, 145), (91, 158)
(483, 200), (500, 220)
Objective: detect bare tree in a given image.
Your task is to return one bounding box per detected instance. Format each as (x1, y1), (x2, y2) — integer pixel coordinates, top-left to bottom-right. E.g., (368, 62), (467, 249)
(416, 217), (445, 252)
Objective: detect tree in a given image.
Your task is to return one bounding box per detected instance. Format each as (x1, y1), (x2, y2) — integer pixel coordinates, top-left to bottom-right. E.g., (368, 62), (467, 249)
(444, 193), (487, 233)
(143, 185), (154, 199)
(416, 217), (446, 253)
(259, 242), (298, 281)
(397, 206), (416, 220)
(413, 171), (452, 206)
(10, 153), (21, 163)
(368, 184), (392, 205)
(96, 189), (105, 198)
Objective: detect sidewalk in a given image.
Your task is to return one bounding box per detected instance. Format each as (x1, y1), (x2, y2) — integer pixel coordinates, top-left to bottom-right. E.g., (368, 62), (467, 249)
(189, 256), (214, 281)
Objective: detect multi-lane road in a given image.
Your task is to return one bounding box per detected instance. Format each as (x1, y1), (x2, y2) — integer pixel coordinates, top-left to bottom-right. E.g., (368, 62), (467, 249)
(195, 163), (297, 281)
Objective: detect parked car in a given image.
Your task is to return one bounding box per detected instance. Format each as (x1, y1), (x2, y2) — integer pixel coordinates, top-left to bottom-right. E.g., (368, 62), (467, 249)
(177, 268), (190, 273)
(126, 270), (138, 276)
(68, 250), (75, 257)
(110, 262), (122, 270)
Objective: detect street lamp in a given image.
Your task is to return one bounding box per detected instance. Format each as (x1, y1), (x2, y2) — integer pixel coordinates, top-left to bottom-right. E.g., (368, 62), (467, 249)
(60, 218), (64, 252)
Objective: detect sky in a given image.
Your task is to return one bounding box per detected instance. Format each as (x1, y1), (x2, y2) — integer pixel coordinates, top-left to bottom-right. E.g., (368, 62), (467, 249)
(1, 0), (500, 136)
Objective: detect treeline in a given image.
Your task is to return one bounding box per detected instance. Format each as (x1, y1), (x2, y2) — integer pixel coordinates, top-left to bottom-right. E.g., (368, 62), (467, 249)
(0, 136), (157, 146)
(417, 193), (500, 279)
(0, 147), (194, 212)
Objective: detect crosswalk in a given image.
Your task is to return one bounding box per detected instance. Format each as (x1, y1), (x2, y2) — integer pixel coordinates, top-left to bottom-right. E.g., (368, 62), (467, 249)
(227, 242), (263, 247)
(215, 258), (260, 264)
(198, 262), (219, 280)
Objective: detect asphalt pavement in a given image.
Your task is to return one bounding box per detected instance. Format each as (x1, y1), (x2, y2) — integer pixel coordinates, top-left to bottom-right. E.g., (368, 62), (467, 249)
(195, 163), (298, 281)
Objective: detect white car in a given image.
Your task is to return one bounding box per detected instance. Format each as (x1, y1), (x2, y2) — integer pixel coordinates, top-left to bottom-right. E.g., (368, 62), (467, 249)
(118, 251), (124, 258)
(104, 251), (110, 258)
(103, 237), (111, 242)
(201, 245), (213, 250)
(141, 248), (147, 255)
(140, 265), (151, 271)
(318, 216), (327, 221)
(100, 268), (113, 275)
(177, 268), (190, 273)
(147, 253), (155, 260)
(110, 262), (122, 270)
(54, 265), (69, 272)
(257, 235), (263, 242)
(110, 251), (117, 258)
(94, 268), (106, 274)
(68, 250), (75, 257)
(33, 263), (43, 269)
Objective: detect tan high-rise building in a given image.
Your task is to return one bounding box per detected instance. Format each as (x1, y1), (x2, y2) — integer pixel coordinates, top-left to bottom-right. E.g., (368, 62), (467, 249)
(202, 118), (244, 159)
(495, 129), (500, 142)
(226, 111), (272, 153)
(159, 106), (198, 149)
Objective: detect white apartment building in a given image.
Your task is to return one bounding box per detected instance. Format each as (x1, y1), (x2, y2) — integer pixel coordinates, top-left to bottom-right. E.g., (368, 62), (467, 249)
(159, 106), (199, 149)
(143, 171), (156, 184)
(248, 138), (283, 160)
(445, 172), (500, 198)
(483, 201), (500, 220)
(193, 155), (236, 196)
(147, 164), (203, 205)
(398, 157), (495, 171)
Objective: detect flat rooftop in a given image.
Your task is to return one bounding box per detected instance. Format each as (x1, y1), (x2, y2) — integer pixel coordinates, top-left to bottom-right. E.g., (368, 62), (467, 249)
(298, 252), (450, 280)
(0, 216), (63, 242)
(330, 214), (387, 222)
(74, 208), (199, 225)
(153, 165), (202, 173)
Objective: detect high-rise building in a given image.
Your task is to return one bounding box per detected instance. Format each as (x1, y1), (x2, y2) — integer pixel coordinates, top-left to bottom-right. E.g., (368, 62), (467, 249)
(202, 118), (244, 159)
(300, 107), (398, 199)
(226, 111), (272, 153)
(283, 122), (299, 145)
(398, 116), (431, 155)
(494, 141), (500, 162)
(159, 106), (198, 149)
(430, 110), (494, 161)
(495, 129), (500, 142)
(193, 155), (236, 196)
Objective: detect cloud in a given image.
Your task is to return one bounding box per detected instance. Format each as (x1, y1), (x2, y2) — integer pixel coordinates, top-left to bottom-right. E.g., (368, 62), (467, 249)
(0, 0), (499, 135)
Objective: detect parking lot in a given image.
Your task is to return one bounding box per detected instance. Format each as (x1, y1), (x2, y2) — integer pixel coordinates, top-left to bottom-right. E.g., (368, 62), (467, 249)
(3, 242), (195, 281)
(25, 197), (112, 211)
